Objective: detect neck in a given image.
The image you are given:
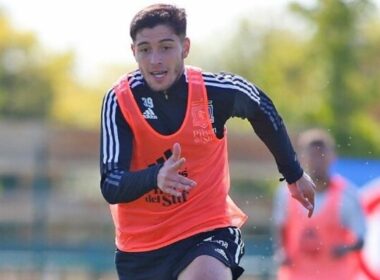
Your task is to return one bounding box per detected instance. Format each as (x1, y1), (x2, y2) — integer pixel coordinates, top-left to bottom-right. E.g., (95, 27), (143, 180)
(312, 175), (330, 192)
(160, 68), (185, 93)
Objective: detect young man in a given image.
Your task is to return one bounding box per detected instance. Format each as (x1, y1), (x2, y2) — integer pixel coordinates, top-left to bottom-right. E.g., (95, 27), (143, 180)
(100, 4), (315, 280)
(273, 128), (366, 280)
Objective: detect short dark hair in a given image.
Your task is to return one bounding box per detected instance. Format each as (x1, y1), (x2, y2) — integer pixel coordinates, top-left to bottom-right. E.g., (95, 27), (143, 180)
(130, 4), (187, 41)
(297, 128), (335, 151)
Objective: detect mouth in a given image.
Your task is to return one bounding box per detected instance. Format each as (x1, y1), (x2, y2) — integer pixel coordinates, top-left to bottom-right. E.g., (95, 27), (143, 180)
(150, 70), (168, 79)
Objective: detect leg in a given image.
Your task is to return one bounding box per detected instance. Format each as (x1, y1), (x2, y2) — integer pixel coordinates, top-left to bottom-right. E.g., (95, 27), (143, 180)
(115, 248), (178, 280)
(178, 255), (233, 280)
(173, 227), (245, 280)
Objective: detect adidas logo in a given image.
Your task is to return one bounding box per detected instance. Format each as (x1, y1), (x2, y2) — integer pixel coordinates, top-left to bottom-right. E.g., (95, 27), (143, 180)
(214, 248), (228, 261)
(143, 108), (158, 120)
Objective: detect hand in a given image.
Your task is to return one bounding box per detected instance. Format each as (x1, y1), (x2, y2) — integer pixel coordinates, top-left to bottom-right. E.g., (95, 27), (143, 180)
(287, 172), (316, 217)
(331, 245), (350, 258)
(157, 143), (197, 197)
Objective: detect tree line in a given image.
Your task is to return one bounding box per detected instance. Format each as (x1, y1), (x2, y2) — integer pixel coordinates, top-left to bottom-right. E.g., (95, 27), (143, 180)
(0, 0), (379, 156)
(189, 0), (380, 156)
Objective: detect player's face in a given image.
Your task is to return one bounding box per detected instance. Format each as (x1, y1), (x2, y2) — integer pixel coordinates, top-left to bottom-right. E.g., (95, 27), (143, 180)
(302, 145), (334, 181)
(132, 24), (190, 92)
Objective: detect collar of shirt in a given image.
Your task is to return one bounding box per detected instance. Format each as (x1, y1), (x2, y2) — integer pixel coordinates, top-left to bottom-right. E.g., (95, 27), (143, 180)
(140, 73), (187, 100)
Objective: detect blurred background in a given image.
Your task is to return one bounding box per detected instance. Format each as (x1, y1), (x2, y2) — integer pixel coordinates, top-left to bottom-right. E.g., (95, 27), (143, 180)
(0, 0), (379, 279)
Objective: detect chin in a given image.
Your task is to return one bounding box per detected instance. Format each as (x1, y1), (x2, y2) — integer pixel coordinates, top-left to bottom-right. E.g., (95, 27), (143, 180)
(148, 80), (172, 92)
(151, 84), (168, 92)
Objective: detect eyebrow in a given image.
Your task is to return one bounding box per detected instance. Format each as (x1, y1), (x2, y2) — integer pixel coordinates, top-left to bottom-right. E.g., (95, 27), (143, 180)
(136, 38), (175, 47)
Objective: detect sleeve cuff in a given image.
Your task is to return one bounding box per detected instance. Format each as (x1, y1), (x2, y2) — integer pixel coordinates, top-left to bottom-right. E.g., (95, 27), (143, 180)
(283, 168), (304, 184)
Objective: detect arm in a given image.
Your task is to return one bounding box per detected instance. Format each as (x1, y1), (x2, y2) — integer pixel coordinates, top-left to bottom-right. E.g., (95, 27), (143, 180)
(100, 89), (196, 204)
(231, 81), (302, 183)
(332, 239), (364, 258)
(100, 89), (160, 204)
(230, 77), (315, 215)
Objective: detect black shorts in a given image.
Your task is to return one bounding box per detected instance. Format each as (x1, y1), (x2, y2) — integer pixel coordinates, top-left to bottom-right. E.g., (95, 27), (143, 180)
(115, 226), (245, 280)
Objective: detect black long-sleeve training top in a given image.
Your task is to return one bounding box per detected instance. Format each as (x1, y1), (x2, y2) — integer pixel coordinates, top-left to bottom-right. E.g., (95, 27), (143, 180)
(100, 69), (303, 204)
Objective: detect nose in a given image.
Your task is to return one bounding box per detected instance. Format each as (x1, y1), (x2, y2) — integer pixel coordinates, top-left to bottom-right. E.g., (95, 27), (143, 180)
(149, 50), (162, 64)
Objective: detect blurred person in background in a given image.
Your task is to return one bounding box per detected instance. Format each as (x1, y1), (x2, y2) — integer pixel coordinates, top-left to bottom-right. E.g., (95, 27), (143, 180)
(99, 3), (316, 280)
(272, 128), (366, 280)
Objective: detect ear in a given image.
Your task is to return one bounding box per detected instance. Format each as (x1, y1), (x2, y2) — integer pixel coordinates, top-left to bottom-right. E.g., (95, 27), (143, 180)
(182, 37), (190, 59)
(131, 43), (136, 58)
